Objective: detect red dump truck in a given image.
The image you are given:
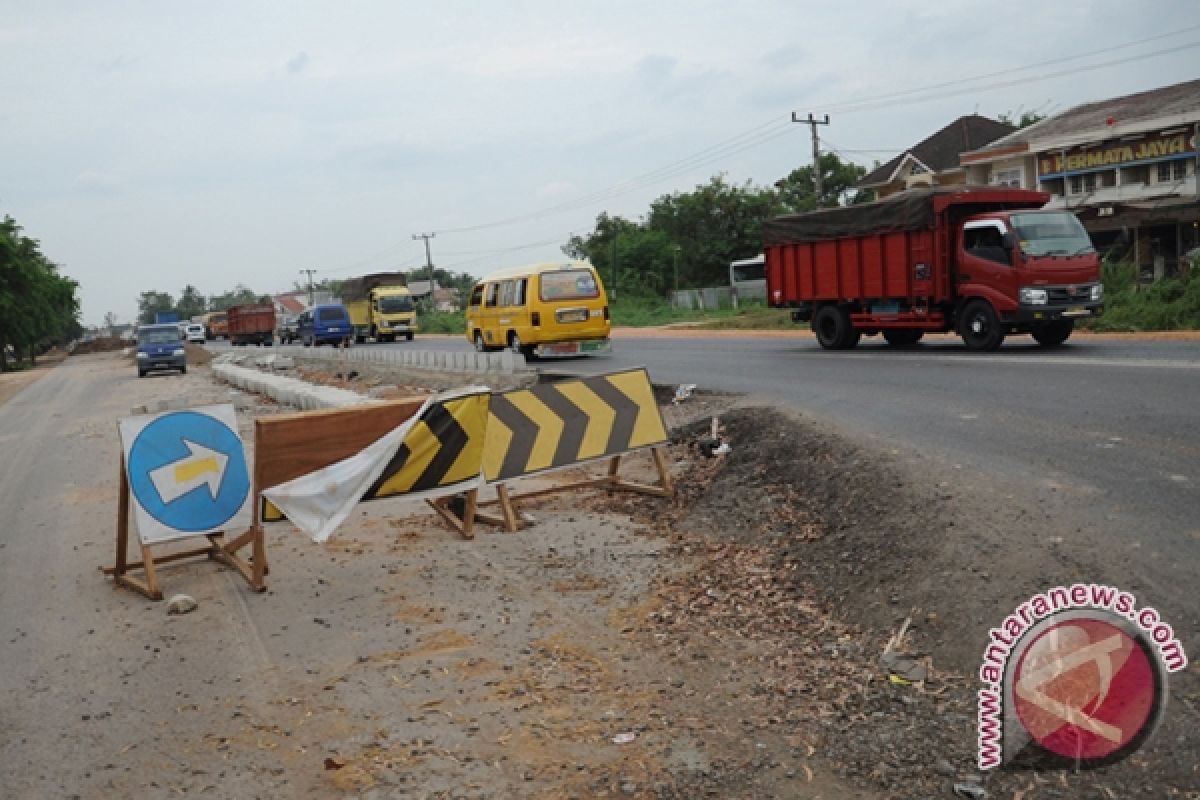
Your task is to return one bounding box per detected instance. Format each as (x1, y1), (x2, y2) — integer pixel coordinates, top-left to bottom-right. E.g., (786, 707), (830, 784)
(764, 186), (1104, 350)
(226, 303), (276, 346)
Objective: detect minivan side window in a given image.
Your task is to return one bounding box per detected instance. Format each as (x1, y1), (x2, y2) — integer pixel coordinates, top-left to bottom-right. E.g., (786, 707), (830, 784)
(499, 280), (515, 307)
(469, 285), (484, 308)
(513, 278), (527, 307)
(485, 283), (500, 307)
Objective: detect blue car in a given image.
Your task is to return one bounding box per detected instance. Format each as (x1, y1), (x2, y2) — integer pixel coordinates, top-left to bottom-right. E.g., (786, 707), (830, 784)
(297, 304), (354, 347)
(136, 323), (187, 377)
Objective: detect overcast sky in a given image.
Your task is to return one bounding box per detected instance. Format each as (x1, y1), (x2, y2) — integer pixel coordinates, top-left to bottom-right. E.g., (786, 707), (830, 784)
(3, 1), (1198, 325)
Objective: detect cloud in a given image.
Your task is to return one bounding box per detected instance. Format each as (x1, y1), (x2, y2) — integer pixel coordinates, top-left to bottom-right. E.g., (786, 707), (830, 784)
(286, 51), (310, 75)
(762, 46), (804, 70)
(536, 180), (575, 198)
(74, 170), (122, 195)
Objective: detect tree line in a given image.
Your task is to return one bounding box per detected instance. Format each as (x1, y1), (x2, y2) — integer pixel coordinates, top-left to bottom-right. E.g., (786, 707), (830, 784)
(135, 284), (273, 325)
(0, 216), (82, 371)
(563, 153), (867, 296)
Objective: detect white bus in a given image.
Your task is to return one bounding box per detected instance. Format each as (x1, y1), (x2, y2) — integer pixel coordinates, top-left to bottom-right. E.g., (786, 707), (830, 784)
(729, 254), (766, 302)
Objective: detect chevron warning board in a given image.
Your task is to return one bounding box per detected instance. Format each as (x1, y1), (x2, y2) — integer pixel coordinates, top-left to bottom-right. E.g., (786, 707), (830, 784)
(483, 368), (667, 483)
(365, 391), (491, 499)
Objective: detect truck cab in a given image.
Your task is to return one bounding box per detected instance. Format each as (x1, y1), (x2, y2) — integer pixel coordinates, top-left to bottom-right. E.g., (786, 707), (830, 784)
(368, 286), (417, 342)
(956, 209), (1103, 349)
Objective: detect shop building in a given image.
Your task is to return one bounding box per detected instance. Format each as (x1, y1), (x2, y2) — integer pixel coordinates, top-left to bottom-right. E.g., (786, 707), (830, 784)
(961, 79), (1200, 279)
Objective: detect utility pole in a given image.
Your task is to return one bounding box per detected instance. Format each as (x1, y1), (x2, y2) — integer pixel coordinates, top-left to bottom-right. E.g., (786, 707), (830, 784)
(412, 232), (436, 308)
(671, 245), (681, 297)
(299, 268), (317, 306)
(792, 112), (830, 207)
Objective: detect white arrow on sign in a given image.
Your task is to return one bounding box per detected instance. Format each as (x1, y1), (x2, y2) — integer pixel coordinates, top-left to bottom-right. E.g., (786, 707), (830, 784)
(149, 439), (229, 504)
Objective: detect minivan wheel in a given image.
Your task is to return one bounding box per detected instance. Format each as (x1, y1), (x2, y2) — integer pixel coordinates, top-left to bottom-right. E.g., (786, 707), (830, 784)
(473, 332), (487, 352)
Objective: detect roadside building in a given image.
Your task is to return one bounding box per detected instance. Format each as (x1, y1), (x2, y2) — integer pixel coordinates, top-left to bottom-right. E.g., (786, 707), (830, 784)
(960, 79), (1200, 279)
(856, 115), (1016, 200)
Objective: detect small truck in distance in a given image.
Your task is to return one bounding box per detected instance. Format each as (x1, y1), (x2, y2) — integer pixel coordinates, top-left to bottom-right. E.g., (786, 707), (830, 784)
(339, 272), (417, 343)
(764, 186), (1104, 351)
(226, 303), (276, 346)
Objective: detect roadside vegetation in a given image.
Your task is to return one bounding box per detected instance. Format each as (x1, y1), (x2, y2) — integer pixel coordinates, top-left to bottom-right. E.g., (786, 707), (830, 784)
(1081, 259), (1200, 331)
(0, 216), (82, 371)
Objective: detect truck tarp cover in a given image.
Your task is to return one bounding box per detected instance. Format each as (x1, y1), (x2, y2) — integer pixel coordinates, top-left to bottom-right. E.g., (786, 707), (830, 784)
(340, 272), (408, 301)
(762, 186), (1047, 245)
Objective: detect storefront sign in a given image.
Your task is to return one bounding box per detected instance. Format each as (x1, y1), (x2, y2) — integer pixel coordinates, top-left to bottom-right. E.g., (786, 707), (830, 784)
(1039, 130), (1196, 175)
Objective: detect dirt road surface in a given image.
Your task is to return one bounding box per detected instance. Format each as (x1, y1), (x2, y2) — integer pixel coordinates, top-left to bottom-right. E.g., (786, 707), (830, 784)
(1, 351), (1196, 799)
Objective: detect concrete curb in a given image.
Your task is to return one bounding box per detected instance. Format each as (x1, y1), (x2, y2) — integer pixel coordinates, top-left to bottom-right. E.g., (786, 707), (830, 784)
(212, 359), (372, 411)
(273, 344), (525, 374)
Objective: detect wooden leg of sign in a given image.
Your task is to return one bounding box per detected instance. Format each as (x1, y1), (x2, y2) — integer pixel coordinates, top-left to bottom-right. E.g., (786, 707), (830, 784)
(104, 457), (163, 601)
(496, 484), (519, 532)
(221, 525), (269, 590)
(113, 456), (130, 579)
(427, 489), (479, 540)
(652, 446), (675, 494)
(607, 455), (622, 489)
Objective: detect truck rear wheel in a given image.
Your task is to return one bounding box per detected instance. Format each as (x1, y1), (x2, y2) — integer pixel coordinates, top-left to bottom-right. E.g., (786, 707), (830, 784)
(959, 300), (1005, 352)
(882, 329), (924, 348)
(812, 305), (858, 350)
(1031, 319), (1074, 347)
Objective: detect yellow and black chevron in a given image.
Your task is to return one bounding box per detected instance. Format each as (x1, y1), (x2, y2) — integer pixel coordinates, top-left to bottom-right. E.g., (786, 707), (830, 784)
(364, 391), (490, 500)
(483, 368), (667, 483)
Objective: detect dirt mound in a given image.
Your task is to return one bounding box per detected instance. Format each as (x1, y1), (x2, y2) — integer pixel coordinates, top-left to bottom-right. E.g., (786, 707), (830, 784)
(630, 407), (1199, 797)
(71, 336), (127, 354)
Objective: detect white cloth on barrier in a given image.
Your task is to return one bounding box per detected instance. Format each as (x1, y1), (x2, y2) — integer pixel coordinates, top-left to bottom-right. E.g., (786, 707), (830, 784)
(262, 386), (487, 543)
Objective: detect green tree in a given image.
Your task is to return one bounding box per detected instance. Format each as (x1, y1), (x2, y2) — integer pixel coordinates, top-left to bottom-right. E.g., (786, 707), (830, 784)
(208, 285), (262, 311)
(176, 285), (207, 320)
(137, 291), (175, 325)
(772, 152), (868, 214)
(997, 110), (1045, 129)
(0, 216), (81, 369)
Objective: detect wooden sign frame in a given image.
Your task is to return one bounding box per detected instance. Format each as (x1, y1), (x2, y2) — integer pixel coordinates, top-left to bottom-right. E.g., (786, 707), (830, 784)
(103, 453), (266, 601)
(477, 445), (674, 533)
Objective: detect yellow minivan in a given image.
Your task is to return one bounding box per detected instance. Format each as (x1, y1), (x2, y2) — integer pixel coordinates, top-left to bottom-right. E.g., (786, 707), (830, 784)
(465, 260), (611, 357)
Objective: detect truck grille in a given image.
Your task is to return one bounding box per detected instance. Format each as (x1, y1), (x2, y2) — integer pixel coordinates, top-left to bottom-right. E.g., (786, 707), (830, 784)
(1045, 285), (1094, 304)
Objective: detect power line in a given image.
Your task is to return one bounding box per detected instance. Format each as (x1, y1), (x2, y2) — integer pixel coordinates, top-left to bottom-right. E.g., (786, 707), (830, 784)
(821, 23), (1200, 114)
(826, 40), (1200, 115)
(323, 29), (1199, 274)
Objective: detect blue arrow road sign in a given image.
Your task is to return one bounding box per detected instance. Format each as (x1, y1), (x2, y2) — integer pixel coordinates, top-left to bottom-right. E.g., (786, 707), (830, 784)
(126, 410), (250, 533)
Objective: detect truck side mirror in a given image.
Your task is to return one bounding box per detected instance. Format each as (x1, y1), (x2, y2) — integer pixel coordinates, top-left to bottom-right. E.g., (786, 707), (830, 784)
(1000, 231), (1014, 250)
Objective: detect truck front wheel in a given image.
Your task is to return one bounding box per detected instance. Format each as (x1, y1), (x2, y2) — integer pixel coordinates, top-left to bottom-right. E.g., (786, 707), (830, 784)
(959, 300), (1005, 351)
(1031, 319), (1074, 347)
(812, 305), (858, 350)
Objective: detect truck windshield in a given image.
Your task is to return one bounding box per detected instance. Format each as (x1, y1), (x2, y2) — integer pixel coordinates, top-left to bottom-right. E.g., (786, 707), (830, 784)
(1010, 212), (1095, 256)
(540, 269), (600, 301)
(378, 295), (414, 313)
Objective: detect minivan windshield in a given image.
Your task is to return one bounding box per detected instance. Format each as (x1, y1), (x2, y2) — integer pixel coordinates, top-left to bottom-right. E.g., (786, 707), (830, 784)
(540, 269), (600, 301)
(1010, 212), (1095, 256)
(138, 327), (180, 345)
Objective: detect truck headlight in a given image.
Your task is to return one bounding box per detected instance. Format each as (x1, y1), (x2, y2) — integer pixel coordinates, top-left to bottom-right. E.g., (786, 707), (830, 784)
(1090, 284), (1103, 302)
(172, 348), (186, 356)
(1019, 287), (1048, 305)
(136, 352), (148, 359)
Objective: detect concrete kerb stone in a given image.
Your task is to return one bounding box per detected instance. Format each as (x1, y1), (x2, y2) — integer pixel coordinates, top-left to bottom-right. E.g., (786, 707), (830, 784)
(212, 361), (371, 410)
